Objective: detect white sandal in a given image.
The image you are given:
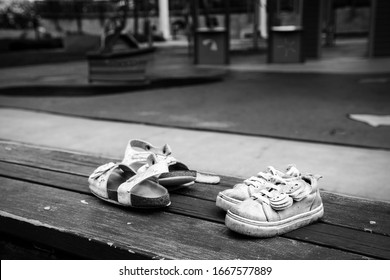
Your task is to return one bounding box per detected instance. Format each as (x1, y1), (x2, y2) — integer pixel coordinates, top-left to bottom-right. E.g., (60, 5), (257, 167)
(88, 154), (171, 208)
(122, 139), (220, 189)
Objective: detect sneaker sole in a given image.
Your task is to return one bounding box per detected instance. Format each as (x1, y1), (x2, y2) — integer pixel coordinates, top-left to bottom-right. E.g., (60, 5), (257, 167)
(225, 204), (324, 237)
(215, 193), (241, 211)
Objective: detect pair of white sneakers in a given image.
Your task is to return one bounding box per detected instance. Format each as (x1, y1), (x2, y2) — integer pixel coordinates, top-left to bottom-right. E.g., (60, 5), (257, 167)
(216, 165), (324, 237)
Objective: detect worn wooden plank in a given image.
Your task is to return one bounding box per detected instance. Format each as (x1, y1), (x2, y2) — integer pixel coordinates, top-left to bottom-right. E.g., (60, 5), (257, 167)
(0, 140), (112, 176)
(2, 145), (390, 240)
(320, 191), (390, 236)
(0, 141), (241, 200)
(0, 161), (89, 194)
(0, 233), (83, 260)
(1, 141), (390, 237)
(1, 140), (390, 235)
(0, 161), (223, 222)
(284, 223), (390, 259)
(0, 177), (368, 260)
(210, 177), (390, 238)
(0, 162), (387, 259)
(0, 216), (150, 260)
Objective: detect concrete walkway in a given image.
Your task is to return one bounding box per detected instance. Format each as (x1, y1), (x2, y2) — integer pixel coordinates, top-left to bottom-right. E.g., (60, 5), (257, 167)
(1, 38), (390, 89)
(1, 108), (389, 202)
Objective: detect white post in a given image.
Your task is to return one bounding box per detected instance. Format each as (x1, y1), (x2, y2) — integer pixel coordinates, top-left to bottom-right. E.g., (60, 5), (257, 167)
(158, 0), (171, 40)
(260, 0), (268, 39)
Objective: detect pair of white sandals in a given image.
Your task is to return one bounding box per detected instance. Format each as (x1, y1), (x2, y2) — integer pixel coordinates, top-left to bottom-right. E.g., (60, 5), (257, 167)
(88, 140), (220, 208)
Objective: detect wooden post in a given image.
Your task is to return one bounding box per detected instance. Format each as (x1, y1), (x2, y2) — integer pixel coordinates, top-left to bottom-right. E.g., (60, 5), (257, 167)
(253, 0), (260, 49)
(192, 0), (199, 64)
(134, 0), (139, 35)
(144, 0), (153, 48)
(369, 0), (390, 57)
(267, 0), (276, 63)
(225, 0), (230, 64)
(302, 0), (323, 59)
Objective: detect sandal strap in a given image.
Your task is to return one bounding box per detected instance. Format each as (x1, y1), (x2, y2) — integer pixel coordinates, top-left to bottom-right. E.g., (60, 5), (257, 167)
(89, 162), (117, 180)
(123, 139), (175, 167)
(130, 139), (172, 156)
(117, 155), (169, 205)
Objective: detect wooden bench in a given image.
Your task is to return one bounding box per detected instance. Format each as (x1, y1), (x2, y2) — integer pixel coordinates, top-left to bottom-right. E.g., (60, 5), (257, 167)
(0, 140), (389, 260)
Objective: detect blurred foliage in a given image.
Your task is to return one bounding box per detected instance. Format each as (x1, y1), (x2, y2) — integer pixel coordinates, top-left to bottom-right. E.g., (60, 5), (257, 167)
(0, 0), (38, 29)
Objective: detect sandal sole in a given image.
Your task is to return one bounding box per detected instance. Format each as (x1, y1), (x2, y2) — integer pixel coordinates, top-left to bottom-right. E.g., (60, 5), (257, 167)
(225, 204), (324, 237)
(89, 187), (171, 209)
(159, 176), (196, 187)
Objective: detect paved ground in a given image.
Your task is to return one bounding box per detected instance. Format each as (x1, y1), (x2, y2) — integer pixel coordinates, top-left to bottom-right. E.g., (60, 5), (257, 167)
(1, 71), (389, 149)
(0, 39), (389, 202)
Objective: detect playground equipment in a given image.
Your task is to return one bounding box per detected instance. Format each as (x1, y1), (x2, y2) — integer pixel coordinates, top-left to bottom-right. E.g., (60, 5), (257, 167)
(87, 0), (155, 84)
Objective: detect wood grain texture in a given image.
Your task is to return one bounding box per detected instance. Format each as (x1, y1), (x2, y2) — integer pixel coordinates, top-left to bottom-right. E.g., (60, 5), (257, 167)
(320, 191), (390, 237)
(0, 162), (386, 259)
(1, 141), (389, 259)
(284, 223), (390, 259)
(1, 141), (389, 236)
(0, 140), (112, 176)
(0, 177), (367, 260)
(0, 233), (83, 260)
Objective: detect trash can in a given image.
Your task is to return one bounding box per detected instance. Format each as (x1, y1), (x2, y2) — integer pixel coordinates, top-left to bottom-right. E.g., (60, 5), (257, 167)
(195, 27), (228, 65)
(269, 26), (304, 63)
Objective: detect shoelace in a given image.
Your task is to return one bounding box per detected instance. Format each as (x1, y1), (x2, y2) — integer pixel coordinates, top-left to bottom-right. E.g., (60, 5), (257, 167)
(244, 176), (272, 189)
(251, 176), (316, 211)
(266, 165), (301, 180)
(252, 184), (293, 211)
